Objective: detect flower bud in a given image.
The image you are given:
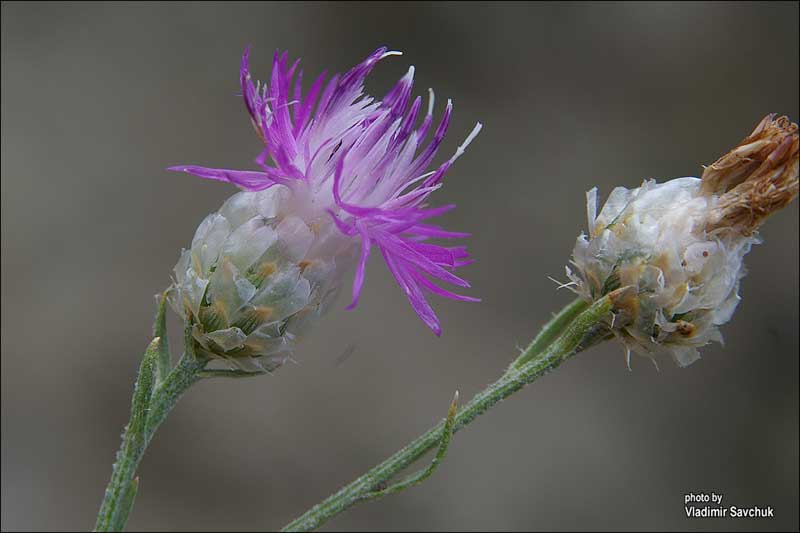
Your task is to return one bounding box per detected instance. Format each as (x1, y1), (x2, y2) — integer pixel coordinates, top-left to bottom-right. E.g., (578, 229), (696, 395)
(567, 115), (798, 367)
(169, 186), (356, 371)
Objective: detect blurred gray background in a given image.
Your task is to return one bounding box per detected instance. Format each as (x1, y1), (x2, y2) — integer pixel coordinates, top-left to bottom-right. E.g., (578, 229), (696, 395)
(2, 2), (798, 531)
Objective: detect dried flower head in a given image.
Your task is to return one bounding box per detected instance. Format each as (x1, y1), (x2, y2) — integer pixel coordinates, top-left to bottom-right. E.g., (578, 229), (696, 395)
(567, 115), (798, 367)
(170, 48), (481, 337)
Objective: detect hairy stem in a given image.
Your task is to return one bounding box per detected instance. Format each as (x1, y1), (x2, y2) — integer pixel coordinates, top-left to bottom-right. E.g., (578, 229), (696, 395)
(282, 296), (611, 532)
(94, 349), (204, 532)
(510, 296), (588, 369)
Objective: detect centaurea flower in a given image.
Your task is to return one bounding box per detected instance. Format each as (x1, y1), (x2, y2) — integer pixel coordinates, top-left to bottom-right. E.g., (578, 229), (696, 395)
(96, 48), (483, 529)
(169, 47), (481, 358)
(567, 115), (798, 367)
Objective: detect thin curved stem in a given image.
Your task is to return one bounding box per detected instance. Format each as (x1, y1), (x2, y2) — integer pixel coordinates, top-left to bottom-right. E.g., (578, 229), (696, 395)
(510, 296), (588, 370)
(94, 338), (160, 531)
(143, 353), (205, 440)
(359, 391), (459, 503)
(94, 337), (205, 532)
(282, 295), (613, 532)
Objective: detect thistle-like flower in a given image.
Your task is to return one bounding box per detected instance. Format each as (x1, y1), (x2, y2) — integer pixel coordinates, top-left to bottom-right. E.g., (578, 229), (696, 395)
(568, 115), (798, 367)
(168, 48), (481, 369)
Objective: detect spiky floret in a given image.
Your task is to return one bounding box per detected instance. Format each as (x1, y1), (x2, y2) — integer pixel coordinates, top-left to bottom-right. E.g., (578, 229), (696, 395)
(170, 47), (481, 335)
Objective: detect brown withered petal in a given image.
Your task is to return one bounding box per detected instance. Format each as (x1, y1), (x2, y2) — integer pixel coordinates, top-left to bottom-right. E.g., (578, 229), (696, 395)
(703, 115), (799, 234)
(701, 115), (798, 193)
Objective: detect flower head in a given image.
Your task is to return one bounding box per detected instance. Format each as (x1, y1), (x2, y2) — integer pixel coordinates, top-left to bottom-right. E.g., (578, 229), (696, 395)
(170, 47), (481, 335)
(567, 115), (798, 367)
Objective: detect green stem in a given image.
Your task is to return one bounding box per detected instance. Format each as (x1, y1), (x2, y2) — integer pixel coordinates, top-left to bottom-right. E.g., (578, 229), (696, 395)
(282, 296), (613, 532)
(113, 477), (139, 532)
(143, 354), (205, 439)
(153, 291), (171, 386)
(360, 391), (459, 503)
(510, 297), (588, 370)
(94, 338), (159, 532)
(94, 349), (204, 532)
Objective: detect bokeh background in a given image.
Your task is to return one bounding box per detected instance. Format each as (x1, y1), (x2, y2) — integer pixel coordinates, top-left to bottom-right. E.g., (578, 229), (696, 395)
(2, 2), (798, 531)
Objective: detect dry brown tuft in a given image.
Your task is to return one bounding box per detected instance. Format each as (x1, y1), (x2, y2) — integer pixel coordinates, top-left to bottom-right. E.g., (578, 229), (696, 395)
(703, 115), (798, 234)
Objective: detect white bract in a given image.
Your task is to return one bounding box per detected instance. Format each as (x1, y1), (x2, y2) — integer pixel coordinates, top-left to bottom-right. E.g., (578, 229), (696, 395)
(169, 186), (356, 371)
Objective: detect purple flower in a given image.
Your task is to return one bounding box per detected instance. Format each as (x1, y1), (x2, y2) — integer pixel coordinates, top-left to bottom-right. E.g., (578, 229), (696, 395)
(170, 47), (482, 335)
